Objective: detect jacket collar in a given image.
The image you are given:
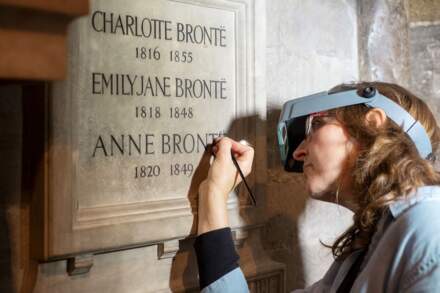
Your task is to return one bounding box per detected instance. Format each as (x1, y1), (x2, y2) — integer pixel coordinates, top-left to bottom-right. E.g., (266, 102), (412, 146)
(389, 185), (440, 218)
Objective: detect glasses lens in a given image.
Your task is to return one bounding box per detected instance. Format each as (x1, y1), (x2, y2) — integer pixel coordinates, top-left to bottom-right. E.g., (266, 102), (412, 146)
(305, 115), (313, 137)
(305, 112), (329, 137)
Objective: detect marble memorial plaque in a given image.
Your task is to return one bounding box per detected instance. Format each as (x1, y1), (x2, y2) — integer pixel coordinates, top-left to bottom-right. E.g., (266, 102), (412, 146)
(78, 0), (234, 209)
(47, 0), (263, 257)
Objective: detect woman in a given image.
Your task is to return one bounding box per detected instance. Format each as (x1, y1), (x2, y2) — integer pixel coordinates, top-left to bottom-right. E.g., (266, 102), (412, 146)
(194, 82), (440, 292)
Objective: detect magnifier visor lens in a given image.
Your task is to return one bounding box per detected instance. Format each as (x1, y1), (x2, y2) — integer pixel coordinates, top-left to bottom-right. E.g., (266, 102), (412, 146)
(277, 123), (289, 163)
(277, 116), (307, 172)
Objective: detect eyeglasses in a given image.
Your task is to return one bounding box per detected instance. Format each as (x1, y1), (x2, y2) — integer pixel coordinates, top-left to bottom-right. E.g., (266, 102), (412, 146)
(305, 111), (330, 138)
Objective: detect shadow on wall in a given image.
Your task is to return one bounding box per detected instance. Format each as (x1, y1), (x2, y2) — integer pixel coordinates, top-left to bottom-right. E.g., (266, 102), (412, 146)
(167, 129), (212, 292)
(168, 113), (262, 292)
(264, 108), (308, 290)
(168, 111), (308, 292)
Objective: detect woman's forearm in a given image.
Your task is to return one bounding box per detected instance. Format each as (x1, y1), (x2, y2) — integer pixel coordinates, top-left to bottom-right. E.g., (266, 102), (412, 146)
(197, 181), (229, 236)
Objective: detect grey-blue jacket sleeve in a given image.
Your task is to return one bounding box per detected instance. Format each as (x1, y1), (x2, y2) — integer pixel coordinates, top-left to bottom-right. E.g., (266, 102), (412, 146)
(194, 227), (249, 292)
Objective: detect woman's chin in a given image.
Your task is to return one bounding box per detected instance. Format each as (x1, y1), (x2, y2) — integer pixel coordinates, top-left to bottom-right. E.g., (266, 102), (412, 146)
(306, 182), (334, 202)
(306, 183), (323, 199)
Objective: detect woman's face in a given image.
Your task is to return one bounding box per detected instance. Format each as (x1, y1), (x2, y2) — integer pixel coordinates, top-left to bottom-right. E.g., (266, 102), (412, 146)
(292, 115), (358, 205)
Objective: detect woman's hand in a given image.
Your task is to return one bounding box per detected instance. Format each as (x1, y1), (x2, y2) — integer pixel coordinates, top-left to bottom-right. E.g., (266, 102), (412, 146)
(197, 137), (254, 235)
(206, 137), (254, 197)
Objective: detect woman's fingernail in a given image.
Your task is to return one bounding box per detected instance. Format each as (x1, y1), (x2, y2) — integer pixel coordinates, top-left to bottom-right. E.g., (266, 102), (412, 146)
(239, 139), (252, 147)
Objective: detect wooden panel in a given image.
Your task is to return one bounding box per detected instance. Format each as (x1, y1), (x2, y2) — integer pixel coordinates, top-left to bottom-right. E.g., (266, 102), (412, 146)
(0, 2), (89, 81)
(248, 270), (285, 293)
(0, 0), (88, 16)
(0, 29), (66, 80)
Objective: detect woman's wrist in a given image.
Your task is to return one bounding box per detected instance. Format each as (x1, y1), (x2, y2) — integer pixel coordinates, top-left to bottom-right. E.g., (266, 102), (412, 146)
(197, 181), (229, 235)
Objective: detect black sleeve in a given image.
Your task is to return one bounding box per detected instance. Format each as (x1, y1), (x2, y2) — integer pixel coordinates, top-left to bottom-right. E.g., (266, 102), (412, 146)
(194, 227), (239, 289)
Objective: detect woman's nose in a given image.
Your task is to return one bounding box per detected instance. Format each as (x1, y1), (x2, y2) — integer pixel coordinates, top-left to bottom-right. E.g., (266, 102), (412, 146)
(292, 140), (307, 161)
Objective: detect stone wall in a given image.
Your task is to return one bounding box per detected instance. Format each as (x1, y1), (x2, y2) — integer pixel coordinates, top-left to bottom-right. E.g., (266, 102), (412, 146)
(409, 1), (440, 117)
(409, 1), (440, 171)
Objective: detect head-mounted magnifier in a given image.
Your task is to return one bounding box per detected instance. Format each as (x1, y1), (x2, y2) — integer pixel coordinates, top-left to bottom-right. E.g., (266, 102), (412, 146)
(277, 86), (433, 172)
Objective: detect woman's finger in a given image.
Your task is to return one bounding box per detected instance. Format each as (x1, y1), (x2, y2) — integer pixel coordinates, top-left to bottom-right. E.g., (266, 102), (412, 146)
(214, 137), (233, 160)
(212, 137), (254, 168)
(230, 140), (254, 164)
(230, 139), (253, 154)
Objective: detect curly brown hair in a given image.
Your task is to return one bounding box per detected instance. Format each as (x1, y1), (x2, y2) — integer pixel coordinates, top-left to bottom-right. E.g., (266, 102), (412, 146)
(328, 82), (440, 260)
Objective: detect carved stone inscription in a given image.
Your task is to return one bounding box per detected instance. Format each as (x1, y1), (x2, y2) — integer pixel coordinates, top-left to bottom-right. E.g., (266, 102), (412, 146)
(73, 0), (237, 211)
